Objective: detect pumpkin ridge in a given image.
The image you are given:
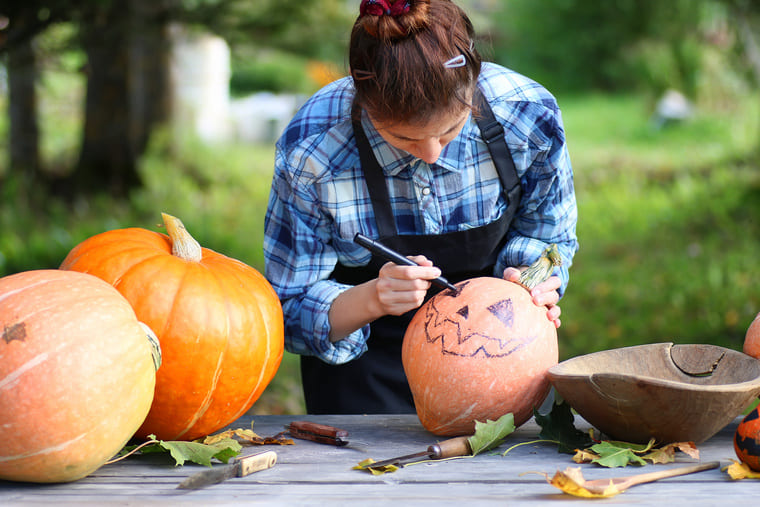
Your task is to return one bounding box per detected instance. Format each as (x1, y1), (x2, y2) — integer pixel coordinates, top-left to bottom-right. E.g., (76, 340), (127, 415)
(218, 262), (277, 415)
(166, 262), (229, 439)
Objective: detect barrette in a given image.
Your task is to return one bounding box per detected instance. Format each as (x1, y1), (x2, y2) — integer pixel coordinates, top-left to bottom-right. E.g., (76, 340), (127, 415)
(443, 54), (466, 69)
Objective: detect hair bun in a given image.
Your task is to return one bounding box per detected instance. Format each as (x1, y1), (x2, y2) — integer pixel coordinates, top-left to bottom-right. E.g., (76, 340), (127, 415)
(360, 0), (411, 18)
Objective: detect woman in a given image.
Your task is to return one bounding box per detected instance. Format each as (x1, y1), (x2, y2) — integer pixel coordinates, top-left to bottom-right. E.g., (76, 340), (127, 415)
(263, 0), (578, 414)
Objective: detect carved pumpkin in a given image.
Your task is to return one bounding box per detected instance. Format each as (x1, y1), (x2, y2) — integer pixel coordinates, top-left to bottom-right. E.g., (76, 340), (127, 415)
(734, 405), (760, 471)
(744, 312), (760, 360)
(402, 276), (558, 436)
(0, 270), (158, 483)
(61, 213), (284, 441)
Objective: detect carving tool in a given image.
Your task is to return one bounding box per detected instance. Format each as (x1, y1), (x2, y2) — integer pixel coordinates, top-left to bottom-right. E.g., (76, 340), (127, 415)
(176, 450), (277, 490)
(354, 233), (457, 292)
(285, 421), (349, 446)
(359, 436), (471, 469)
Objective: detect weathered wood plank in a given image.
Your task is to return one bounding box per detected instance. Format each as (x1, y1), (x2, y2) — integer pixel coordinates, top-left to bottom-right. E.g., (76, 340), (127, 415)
(0, 413), (746, 505)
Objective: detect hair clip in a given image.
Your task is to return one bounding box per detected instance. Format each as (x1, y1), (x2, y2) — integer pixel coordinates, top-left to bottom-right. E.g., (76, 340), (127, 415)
(352, 69), (377, 81)
(443, 55), (466, 69)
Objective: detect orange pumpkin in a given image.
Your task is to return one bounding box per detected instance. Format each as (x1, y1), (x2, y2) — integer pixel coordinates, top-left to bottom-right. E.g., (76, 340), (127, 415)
(0, 270), (158, 483)
(402, 276), (558, 436)
(60, 213), (284, 441)
(734, 404), (760, 471)
(744, 312), (760, 360)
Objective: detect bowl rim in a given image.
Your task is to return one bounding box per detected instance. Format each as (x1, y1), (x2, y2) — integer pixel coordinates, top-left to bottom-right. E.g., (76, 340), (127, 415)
(548, 342), (760, 392)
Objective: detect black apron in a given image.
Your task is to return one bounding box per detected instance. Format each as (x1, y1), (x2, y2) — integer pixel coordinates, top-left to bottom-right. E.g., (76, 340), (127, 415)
(300, 89), (523, 414)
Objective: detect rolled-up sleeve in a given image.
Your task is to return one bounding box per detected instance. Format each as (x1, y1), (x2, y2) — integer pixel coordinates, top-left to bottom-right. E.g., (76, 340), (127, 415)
(495, 104), (578, 297)
(264, 145), (370, 365)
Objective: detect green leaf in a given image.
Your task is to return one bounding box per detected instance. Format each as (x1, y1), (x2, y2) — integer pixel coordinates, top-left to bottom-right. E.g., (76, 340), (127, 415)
(468, 413), (516, 455)
(534, 397), (593, 454)
(123, 437), (242, 467)
(588, 441), (648, 467)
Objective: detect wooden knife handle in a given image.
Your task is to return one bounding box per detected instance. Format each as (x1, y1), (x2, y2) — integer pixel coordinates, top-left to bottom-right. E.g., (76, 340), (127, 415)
(288, 421), (349, 446)
(428, 436), (471, 459)
(238, 450), (277, 477)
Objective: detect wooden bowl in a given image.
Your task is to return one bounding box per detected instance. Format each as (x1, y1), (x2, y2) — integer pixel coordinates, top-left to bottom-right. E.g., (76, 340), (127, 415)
(548, 343), (760, 443)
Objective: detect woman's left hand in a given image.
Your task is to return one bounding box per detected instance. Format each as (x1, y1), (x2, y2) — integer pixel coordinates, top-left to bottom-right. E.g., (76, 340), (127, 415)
(503, 267), (562, 329)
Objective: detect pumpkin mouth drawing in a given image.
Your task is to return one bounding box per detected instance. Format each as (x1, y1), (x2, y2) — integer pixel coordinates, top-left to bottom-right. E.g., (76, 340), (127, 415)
(420, 282), (536, 358)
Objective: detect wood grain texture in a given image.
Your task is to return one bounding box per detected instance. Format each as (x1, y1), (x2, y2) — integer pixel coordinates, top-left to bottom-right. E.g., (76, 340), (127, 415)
(0, 411), (744, 505)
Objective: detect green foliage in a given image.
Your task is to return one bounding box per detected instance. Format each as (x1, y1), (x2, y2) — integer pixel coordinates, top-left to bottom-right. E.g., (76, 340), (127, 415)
(230, 51), (316, 96)
(488, 0), (717, 95)
(558, 91), (760, 361)
(468, 413), (516, 456)
(534, 399), (593, 454)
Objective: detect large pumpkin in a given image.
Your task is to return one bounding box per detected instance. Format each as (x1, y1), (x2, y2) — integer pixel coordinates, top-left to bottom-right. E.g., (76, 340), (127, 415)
(60, 213), (284, 441)
(402, 276), (558, 436)
(0, 270), (158, 483)
(744, 312), (760, 359)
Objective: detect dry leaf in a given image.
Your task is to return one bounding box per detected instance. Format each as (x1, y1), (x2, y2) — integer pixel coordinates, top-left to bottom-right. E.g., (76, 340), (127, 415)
(544, 467), (622, 498)
(724, 460), (760, 480)
(202, 428), (295, 446)
(572, 449), (599, 464)
(354, 458), (399, 475)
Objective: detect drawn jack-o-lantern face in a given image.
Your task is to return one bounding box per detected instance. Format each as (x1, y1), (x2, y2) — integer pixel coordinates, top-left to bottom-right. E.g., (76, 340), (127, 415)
(421, 280), (537, 358)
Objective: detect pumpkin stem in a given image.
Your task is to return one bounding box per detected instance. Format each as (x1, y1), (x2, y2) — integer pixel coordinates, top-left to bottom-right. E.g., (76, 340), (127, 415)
(162, 213), (203, 262)
(518, 243), (562, 290)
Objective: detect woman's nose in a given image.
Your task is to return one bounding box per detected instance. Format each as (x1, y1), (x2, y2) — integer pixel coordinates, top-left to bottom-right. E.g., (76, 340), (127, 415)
(413, 138), (443, 164)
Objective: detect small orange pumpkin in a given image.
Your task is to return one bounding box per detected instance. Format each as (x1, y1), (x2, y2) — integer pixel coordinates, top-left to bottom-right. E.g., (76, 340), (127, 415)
(0, 270), (158, 483)
(402, 276), (558, 436)
(734, 404), (760, 471)
(744, 313), (760, 360)
(61, 213), (284, 441)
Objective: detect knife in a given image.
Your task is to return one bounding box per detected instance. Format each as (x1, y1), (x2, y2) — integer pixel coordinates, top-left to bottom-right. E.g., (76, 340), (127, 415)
(176, 450), (277, 490)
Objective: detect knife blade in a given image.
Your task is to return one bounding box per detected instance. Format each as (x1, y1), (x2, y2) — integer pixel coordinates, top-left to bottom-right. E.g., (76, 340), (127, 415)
(176, 450), (277, 490)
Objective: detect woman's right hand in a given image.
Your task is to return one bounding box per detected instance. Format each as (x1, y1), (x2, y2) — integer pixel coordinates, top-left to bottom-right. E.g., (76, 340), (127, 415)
(328, 255), (442, 342)
(373, 255), (441, 316)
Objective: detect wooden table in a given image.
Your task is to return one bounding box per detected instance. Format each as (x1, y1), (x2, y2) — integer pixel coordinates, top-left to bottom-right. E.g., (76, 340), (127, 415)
(0, 413), (751, 505)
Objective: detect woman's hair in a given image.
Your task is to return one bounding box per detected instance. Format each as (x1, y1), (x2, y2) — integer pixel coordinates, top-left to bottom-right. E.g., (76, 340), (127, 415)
(349, 0), (481, 125)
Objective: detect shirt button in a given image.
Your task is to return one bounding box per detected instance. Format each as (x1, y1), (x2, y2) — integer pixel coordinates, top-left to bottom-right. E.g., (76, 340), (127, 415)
(421, 187), (431, 196)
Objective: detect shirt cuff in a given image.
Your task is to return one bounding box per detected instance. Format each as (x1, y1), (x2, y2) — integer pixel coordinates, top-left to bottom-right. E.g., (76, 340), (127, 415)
(299, 280), (370, 365)
(496, 236), (570, 297)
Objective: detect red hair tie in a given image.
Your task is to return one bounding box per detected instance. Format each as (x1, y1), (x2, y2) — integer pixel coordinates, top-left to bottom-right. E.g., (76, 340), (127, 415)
(360, 0), (410, 17)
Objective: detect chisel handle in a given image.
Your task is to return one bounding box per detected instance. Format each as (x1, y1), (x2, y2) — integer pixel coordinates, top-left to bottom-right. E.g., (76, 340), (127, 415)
(428, 436), (471, 459)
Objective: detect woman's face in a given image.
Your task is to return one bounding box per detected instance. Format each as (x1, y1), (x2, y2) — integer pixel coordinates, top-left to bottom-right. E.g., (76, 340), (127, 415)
(370, 106), (471, 165)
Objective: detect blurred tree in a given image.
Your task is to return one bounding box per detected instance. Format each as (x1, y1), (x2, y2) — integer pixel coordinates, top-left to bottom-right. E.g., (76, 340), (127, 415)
(2, 2), (71, 197)
(0, 0), (352, 199)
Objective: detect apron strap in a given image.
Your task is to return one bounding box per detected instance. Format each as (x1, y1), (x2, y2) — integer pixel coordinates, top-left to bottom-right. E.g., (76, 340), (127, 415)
(473, 88), (523, 221)
(351, 104), (397, 238)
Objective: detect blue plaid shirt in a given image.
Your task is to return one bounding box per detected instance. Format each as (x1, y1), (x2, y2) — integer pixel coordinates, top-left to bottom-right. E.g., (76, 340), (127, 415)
(264, 62), (578, 364)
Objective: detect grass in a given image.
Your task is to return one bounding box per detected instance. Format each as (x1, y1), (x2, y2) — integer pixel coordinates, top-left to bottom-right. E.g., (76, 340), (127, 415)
(1, 84), (759, 415)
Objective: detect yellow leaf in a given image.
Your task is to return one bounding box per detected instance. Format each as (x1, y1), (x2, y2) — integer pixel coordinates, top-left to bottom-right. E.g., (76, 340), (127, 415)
(353, 458), (399, 475)
(572, 449), (599, 463)
(546, 467), (622, 498)
(724, 460), (760, 480)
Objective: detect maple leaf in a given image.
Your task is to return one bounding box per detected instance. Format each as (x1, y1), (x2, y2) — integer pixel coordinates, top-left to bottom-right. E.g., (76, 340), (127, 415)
(586, 440), (649, 467)
(468, 413), (516, 455)
(534, 397), (593, 454)
(111, 435), (242, 467)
